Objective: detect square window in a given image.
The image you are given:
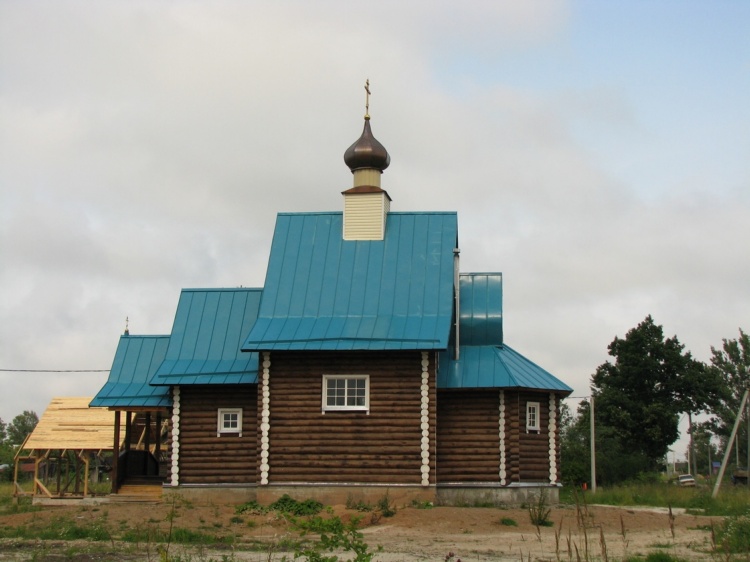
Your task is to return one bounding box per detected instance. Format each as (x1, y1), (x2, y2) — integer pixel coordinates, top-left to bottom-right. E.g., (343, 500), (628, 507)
(322, 375), (369, 412)
(217, 408), (243, 436)
(526, 402), (540, 432)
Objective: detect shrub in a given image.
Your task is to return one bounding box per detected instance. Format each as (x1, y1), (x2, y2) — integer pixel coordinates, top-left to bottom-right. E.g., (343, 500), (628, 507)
(715, 512), (750, 554)
(528, 490), (552, 527)
(291, 515), (379, 562)
(270, 494), (323, 516)
(376, 493), (396, 518)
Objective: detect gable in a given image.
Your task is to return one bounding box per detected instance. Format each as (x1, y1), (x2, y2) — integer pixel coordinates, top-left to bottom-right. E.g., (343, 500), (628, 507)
(153, 288), (261, 385)
(90, 335), (171, 408)
(242, 212), (458, 351)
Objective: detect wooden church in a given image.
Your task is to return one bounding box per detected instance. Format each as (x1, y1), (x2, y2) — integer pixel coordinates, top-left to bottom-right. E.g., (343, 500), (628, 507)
(92, 96), (572, 505)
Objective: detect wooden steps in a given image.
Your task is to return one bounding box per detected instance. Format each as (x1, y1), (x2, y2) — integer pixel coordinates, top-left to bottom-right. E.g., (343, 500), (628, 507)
(111, 483), (163, 503)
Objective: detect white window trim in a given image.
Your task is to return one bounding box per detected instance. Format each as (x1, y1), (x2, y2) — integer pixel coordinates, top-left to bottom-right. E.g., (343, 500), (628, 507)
(217, 408), (243, 437)
(526, 401), (540, 433)
(322, 374), (370, 413)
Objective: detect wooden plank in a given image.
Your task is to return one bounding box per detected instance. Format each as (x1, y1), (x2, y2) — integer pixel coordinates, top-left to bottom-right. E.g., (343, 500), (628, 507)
(22, 397), (118, 451)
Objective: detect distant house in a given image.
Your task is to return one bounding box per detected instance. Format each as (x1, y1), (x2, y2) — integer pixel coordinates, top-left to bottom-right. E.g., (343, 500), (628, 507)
(92, 111), (571, 505)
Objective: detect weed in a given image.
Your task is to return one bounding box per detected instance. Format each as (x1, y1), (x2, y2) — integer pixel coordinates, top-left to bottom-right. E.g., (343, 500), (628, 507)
(290, 514), (380, 562)
(171, 527), (234, 544)
(235, 500), (267, 515)
(500, 517), (517, 526)
(346, 494), (373, 512)
(376, 492), (396, 518)
(270, 494), (323, 516)
(714, 511), (750, 554)
(410, 499), (434, 509)
(528, 489), (552, 527)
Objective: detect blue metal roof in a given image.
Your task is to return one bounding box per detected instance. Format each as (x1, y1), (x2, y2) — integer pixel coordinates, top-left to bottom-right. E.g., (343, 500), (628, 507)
(437, 345), (573, 393)
(459, 273), (503, 346)
(153, 288), (261, 385)
(242, 212), (458, 351)
(90, 335), (171, 408)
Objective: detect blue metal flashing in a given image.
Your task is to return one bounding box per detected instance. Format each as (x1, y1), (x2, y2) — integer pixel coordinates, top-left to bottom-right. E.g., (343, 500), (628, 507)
(459, 273), (503, 346)
(153, 288), (261, 385)
(90, 335), (171, 408)
(437, 345), (573, 393)
(242, 212), (458, 351)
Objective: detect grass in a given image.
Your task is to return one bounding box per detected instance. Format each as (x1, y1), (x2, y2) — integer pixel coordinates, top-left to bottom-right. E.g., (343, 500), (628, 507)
(560, 482), (750, 516)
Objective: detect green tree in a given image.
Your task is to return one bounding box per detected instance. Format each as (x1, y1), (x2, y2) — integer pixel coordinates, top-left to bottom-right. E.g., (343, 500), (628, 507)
(591, 316), (707, 478)
(560, 401), (589, 485)
(0, 417), (6, 444)
(687, 425), (719, 478)
(560, 399), (654, 486)
(707, 329), (750, 464)
(6, 410), (39, 446)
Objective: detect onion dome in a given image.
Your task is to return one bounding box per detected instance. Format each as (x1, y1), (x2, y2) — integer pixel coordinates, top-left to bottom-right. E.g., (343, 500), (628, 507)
(344, 117), (391, 173)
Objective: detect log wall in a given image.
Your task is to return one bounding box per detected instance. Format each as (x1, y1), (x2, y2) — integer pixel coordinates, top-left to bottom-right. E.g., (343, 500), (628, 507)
(508, 391), (560, 483)
(264, 351), (436, 484)
(177, 385), (258, 484)
(436, 390), (500, 482)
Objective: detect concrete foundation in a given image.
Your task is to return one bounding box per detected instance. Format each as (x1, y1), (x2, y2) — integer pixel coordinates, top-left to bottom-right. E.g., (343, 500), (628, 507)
(256, 484), (435, 507)
(163, 485), (257, 505)
(162, 483), (559, 507)
(437, 484), (560, 507)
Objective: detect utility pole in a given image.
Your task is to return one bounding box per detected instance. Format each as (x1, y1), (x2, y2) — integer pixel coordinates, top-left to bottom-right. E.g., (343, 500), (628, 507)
(689, 412), (697, 477)
(713, 388), (750, 498)
(590, 394), (596, 493)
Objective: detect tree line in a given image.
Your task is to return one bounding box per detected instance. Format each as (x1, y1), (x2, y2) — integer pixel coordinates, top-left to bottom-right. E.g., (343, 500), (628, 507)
(0, 410), (39, 478)
(561, 316), (749, 485)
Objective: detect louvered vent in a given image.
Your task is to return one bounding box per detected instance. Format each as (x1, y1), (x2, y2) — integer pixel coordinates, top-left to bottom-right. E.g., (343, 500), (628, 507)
(343, 192), (389, 240)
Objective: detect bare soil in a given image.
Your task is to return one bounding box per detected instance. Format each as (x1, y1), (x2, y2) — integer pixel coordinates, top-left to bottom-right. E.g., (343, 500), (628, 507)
(0, 499), (720, 561)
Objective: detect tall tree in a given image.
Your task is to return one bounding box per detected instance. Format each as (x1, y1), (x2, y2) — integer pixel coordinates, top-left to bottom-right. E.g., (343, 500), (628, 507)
(560, 399), (653, 485)
(6, 410), (39, 446)
(0, 417), (6, 444)
(560, 401), (590, 485)
(591, 316), (706, 476)
(707, 329), (750, 463)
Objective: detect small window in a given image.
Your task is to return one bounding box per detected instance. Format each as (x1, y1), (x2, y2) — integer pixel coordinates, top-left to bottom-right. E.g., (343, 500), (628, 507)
(526, 402), (540, 432)
(322, 375), (369, 412)
(217, 408), (243, 437)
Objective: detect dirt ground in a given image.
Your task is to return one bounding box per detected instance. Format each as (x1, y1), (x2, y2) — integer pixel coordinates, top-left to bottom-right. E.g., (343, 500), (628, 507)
(0, 499), (720, 561)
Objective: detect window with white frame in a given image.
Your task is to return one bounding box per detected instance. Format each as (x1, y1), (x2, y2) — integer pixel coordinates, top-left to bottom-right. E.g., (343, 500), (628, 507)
(526, 401), (540, 432)
(217, 408), (243, 436)
(322, 375), (369, 412)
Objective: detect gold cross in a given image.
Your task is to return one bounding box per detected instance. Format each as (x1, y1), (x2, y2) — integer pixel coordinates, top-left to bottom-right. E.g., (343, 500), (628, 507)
(364, 79), (370, 119)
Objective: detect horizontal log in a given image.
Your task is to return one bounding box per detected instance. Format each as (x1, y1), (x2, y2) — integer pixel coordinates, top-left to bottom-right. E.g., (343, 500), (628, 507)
(436, 473), (499, 481)
(269, 438), (420, 448)
(267, 472), (431, 482)
(436, 452), (498, 460)
(177, 450), (255, 458)
(180, 463), (255, 473)
(266, 458), (420, 468)
(177, 436), (257, 444)
(181, 475), (255, 483)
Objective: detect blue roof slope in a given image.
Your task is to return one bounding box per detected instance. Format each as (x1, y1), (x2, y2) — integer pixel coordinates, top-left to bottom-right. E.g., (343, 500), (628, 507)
(437, 345), (573, 393)
(242, 212), (458, 351)
(153, 288), (261, 385)
(459, 273), (503, 346)
(90, 335), (171, 408)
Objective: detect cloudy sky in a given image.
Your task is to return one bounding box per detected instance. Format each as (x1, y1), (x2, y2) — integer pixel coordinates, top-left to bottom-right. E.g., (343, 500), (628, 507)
(1, 1), (748, 459)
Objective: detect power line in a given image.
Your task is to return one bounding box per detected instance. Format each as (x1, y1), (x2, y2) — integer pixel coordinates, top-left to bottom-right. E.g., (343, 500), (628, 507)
(0, 369), (109, 373)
